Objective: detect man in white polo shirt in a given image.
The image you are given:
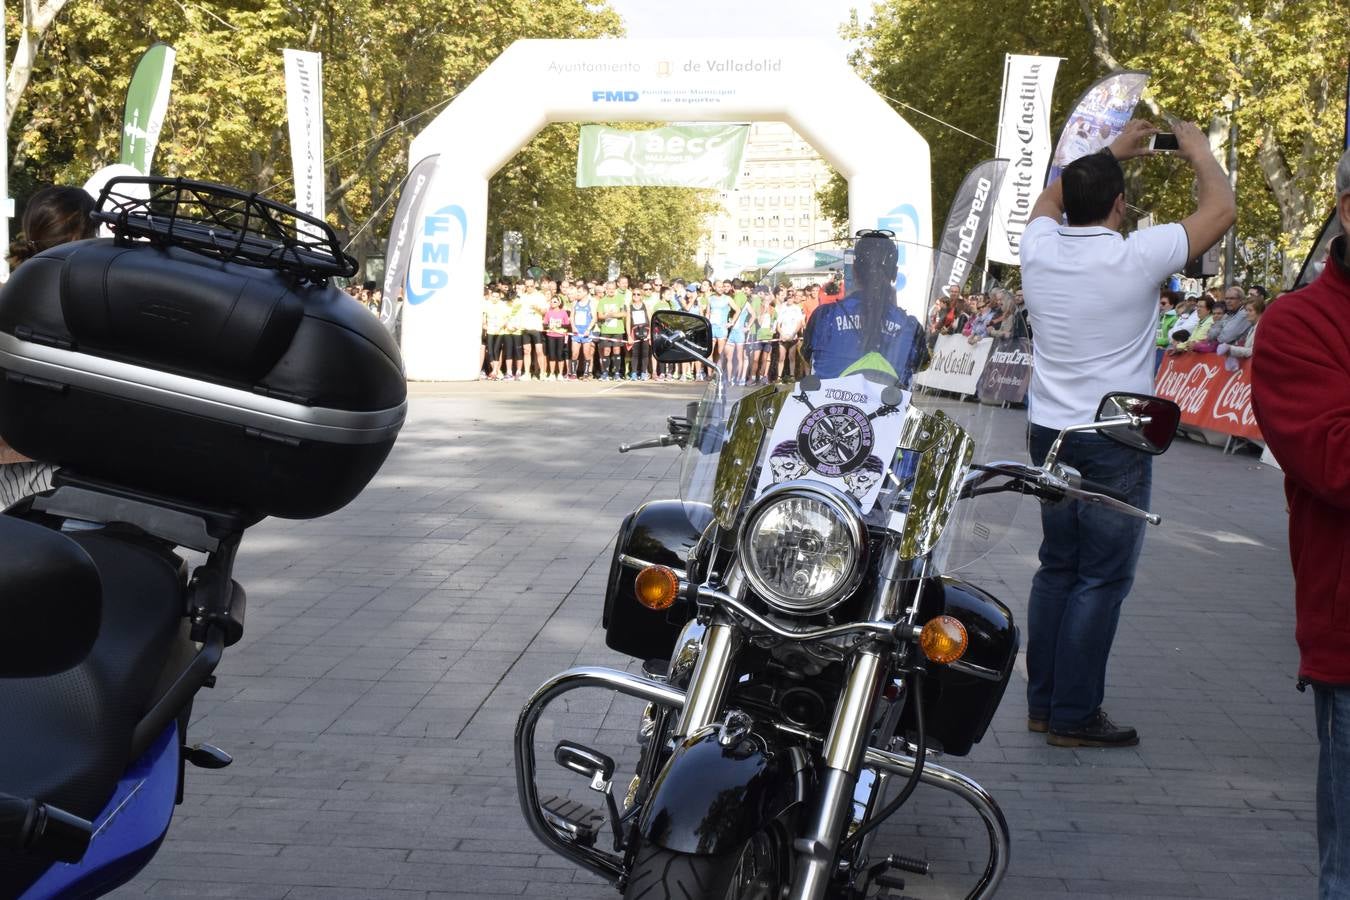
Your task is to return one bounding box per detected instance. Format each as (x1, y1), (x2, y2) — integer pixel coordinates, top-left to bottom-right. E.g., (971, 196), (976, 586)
(1020, 118), (1234, 747)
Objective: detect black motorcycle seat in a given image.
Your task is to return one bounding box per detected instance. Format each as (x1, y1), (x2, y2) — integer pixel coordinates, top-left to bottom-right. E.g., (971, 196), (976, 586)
(0, 528), (186, 892)
(0, 515), (101, 676)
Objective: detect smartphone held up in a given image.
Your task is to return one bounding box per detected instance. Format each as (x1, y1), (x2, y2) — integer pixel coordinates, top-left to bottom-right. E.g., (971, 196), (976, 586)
(1149, 132), (1180, 153)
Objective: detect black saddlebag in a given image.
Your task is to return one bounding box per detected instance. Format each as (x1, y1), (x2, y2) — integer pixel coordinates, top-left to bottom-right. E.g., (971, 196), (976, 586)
(904, 576), (1019, 756)
(603, 499), (702, 660)
(0, 240), (405, 519)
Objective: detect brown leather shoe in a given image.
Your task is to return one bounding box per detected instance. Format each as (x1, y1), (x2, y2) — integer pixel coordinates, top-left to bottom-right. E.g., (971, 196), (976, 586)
(1027, 716), (1048, 733)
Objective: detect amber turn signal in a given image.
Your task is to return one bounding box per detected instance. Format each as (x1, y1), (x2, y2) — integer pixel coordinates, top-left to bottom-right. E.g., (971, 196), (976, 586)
(918, 615), (968, 664)
(635, 565), (680, 611)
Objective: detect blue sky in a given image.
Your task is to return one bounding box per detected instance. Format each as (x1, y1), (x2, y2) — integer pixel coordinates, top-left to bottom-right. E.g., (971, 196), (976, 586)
(605, 0), (862, 59)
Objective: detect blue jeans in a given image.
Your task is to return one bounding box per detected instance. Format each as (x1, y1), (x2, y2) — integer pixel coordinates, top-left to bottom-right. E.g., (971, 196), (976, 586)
(1026, 423), (1152, 730)
(1316, 686), (1350, 898)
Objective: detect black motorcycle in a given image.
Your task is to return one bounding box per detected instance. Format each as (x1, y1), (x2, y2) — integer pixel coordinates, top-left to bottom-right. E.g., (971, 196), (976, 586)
(0, 178), (405, 898)
(515, 234), (1180, 899)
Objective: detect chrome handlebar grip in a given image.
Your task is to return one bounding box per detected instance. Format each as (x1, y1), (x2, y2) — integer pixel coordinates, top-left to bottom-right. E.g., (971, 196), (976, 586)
(1058, 484), (1162, 525)
(963, 460), (1161, 525)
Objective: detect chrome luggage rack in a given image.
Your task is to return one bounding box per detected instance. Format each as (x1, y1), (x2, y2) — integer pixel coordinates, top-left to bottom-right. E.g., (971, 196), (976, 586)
(92, 176), (357, 284)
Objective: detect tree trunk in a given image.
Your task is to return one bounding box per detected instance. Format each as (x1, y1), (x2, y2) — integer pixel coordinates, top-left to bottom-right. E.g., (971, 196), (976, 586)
(1075, 0), (1162, 117)
(5, 0), (71, 128)
(1256, 128), (1325, 287)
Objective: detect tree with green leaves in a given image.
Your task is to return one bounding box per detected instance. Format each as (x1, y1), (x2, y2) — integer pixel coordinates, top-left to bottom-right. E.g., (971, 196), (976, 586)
(488, 123), (718, 281)
(829, 0), (1348, 287)
(6, 0), (715, 280)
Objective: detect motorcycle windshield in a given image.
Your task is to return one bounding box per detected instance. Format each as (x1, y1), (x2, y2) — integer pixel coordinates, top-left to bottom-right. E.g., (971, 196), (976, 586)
(679, 235), (1027, 574)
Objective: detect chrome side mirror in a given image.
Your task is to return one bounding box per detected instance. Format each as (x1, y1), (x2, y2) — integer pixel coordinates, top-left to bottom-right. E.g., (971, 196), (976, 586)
(651, 310), (713, 364)
(1094, 392), (1181, 455)
(1042, 393), (1182, 471)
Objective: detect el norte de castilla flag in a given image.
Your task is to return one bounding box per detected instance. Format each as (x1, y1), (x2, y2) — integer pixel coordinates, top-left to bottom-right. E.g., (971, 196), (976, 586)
(987, 54), (1060, 266)
(283, 49), (325, 238)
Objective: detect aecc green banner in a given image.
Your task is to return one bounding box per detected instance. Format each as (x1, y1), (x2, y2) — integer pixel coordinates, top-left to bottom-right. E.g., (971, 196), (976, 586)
(577, 123), (749, 189)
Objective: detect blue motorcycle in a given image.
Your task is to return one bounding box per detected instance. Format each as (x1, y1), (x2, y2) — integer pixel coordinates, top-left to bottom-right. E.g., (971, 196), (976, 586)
(0, 178), (406, 898)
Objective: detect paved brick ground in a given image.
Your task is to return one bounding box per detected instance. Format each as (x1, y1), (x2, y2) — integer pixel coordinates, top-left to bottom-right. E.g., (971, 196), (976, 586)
(109, 381), (1313, 900)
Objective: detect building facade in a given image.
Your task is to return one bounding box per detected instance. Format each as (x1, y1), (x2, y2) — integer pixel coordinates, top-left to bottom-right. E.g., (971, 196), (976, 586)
(703, 121), (839, 277)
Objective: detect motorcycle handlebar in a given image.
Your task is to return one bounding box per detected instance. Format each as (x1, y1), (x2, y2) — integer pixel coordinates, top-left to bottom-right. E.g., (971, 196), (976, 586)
(618, 434), (677, 453)
(0, 793), (93, 863)
(963, 461), (1160, 525)
(1061, 484), (1163, 525)
(1076, 477), (1130, 505)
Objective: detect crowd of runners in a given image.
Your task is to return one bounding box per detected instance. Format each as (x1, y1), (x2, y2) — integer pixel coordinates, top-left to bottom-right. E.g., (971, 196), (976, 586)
(479, 274), (844, 384)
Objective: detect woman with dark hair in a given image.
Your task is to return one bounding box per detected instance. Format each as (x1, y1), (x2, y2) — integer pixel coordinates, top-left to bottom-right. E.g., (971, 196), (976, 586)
(1, 185), (99, 506)
(6, 185), (98, 269)
(800, 230), (924, 380)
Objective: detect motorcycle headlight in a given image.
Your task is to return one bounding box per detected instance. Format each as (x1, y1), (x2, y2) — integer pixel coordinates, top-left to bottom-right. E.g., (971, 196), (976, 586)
(739, 484), (865, 615)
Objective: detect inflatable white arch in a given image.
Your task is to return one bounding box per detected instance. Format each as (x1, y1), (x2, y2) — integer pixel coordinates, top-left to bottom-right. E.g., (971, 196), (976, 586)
(403, 38), (931, 381)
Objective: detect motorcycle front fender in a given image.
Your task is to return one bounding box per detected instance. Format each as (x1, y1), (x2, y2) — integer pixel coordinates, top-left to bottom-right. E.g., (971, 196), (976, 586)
(639, 726), (812, 855)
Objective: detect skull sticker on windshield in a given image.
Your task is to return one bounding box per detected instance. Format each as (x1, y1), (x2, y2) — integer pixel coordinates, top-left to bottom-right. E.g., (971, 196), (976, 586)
(797, 404), (875, 476)
(754, 374), (912, 514)
(767, 441), (808, 484)
(842, 455), (885, 502)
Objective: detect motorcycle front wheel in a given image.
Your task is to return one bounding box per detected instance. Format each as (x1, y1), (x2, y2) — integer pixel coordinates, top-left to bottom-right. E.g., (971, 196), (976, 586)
(622, 821), (791, 900)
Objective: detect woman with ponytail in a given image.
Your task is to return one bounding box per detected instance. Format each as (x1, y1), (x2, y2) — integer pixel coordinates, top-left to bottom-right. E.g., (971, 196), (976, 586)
(1, 185), (99, 506)
(6, 186), (97, 269)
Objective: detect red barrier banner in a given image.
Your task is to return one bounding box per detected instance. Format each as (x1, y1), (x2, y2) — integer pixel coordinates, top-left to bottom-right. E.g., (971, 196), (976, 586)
(1154, 353), (1262, 441)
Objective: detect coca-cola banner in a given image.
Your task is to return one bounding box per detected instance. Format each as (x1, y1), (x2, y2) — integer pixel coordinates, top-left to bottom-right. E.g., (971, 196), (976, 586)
(1153, 353), (1262, 441)
(976, 337), (1033, 404)
(913, 334), (995, 397)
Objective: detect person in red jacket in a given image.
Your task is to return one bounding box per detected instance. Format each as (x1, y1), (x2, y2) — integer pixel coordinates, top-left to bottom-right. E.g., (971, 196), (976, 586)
(1250, 147), (1350, 899)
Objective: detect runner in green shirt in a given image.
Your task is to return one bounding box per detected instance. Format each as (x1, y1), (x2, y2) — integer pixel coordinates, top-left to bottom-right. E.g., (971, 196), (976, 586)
(483, 290), (513, 380)
(750, 290), (777, 384)
(503, 289), (526, 379)
(516, 282), (548, 380)
(596, 282), (628, 381)
(651, 286), (680, 380)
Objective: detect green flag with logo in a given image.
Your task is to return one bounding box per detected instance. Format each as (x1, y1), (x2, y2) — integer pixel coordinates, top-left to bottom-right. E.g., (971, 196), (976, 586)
(577, 124), (749, 189)
(120, 42), (177, 175)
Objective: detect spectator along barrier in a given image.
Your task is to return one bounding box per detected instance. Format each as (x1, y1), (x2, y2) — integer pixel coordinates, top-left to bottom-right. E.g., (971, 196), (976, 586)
(915, 333), (1261, 444)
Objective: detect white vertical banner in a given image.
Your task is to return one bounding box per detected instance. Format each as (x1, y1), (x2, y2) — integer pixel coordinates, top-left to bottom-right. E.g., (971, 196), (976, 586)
(987, 54), (1060, 266)
(283, 49), (325, 238)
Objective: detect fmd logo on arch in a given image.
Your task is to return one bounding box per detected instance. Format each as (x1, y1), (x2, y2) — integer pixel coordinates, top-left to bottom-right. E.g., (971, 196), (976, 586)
(592, 90), (639, 102)
(877, 204), (921, 291)
(406, 204), (467, 305)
